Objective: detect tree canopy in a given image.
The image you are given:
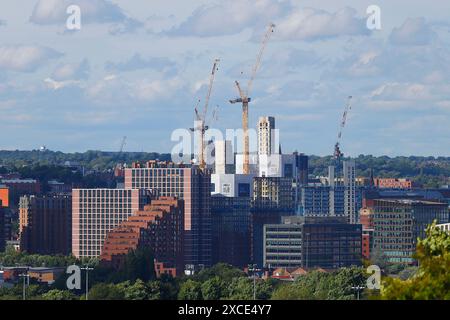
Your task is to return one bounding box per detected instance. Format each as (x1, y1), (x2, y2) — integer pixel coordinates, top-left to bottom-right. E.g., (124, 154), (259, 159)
(381, 222), (450, 300)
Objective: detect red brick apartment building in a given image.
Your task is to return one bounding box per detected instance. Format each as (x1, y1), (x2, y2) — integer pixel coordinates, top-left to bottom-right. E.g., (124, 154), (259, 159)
(100, 197), (184, 277)
(124, 160), (212, 268)
(1, 179), (41, 206)
(19, 195), (72, 255)
(360, 207), (375, 260)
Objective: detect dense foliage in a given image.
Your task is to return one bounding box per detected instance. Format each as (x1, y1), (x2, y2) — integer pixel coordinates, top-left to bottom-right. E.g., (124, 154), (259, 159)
(271, 267), (367, 300)
(0, 246), (78, 267)
(0, 150), (171, 172)
(381, 223), (450, 299)
(0, 259), (371, 300)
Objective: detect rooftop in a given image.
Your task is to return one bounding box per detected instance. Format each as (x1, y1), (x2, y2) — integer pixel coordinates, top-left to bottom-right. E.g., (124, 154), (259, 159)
(374, 198), (447, 205)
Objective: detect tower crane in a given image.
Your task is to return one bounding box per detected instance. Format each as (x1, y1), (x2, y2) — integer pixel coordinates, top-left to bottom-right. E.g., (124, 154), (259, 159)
(118, 136), (127, 155)
(334, 96), (353, 164)
(230, 23), (275, 174)
(114, 136), (127, 174)
(190, 59), (220, 171)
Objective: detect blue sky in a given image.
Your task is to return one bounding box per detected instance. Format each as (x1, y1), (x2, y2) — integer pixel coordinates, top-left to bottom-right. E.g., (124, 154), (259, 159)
(1, 0), (450, 156)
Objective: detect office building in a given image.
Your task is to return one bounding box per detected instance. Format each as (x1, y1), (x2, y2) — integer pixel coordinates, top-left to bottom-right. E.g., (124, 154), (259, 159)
(19, 195), (72, 255)
(258, 116), (276, 155)
(302, 216), (362, 269)
(211, 173), (253, 198)
(253, 177), (294, 210)
(251, 176), (295, 267)
(211, 195), (251, 268)
(124, 160), (212, 268)
(263, 216), (362, 269)
(251, 208), (282, 268)
(364, 199), (449, 263)
(72, 188), (150, 258)
(101, 197), (184, 277)
(214, 140), (234, 174)
(264, 216), (302, 269)
(295, 153), (308, 186)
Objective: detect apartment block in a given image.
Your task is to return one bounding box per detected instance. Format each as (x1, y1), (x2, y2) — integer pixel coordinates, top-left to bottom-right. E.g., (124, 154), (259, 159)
(124, 161), (212, 267)
(72, 188), (150, 258)
(101, 197), (184, 277)
(19, 195), (72, 255)
(343, 160), (357, 224)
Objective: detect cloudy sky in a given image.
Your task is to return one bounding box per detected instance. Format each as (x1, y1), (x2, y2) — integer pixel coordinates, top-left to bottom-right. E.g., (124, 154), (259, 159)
(1, 0), (450, 156)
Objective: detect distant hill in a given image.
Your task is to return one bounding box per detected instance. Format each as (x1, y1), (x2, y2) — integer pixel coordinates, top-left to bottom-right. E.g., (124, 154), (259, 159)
(0, 150), (171, 172)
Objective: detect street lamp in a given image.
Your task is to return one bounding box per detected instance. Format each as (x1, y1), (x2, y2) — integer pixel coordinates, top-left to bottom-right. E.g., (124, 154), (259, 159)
(81, 266), (94, 300)
(19, 272), (30, 301)
(351, 285), (365, 300)
(248, 264), (261, 300)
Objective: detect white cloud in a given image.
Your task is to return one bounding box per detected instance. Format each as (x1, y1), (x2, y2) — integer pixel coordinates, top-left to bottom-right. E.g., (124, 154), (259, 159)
(275, 7), (370, 41)
(370, 83), (432, 101)
(0, 45), (62, 72)
(131, 78), (184, 101)
(44, 78), (82, 90)
(86, 74), (185, 104)
(390, 17), (436, 46)
(166, 0), (288, 37)
(52, 59), (90, 81)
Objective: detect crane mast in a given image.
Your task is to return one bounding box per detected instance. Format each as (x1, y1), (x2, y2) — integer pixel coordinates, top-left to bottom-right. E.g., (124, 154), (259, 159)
(334, 96), (353, 164)
(230, 23), (275, 174)
(191, 59), (220, 171)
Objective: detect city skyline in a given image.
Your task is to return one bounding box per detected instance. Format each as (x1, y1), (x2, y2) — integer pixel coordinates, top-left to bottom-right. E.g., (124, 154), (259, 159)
(1, 0), (450, 157)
